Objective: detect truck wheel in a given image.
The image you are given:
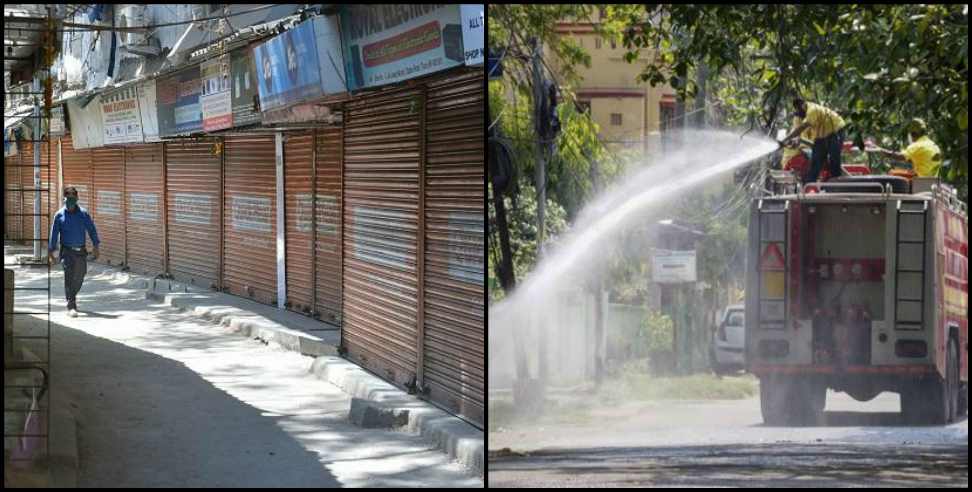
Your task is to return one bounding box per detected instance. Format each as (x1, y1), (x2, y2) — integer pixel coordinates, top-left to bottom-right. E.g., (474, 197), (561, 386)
(947, 339), (959, 422)
(759, 376), (788, 426)
(900, 346), (953, 425)
(760, 377), (825, 426)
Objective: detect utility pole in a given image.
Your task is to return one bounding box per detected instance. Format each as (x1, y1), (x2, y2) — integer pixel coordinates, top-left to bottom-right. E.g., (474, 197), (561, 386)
(531, 37), (549, 386)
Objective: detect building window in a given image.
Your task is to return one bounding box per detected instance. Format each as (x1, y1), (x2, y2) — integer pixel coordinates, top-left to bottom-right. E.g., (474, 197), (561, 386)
(611, 113), (622, 126)
(595, 37), (601, 49)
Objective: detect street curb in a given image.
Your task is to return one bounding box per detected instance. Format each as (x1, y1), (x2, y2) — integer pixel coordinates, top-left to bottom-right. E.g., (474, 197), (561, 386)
(311, 357), (484, 478)
(145, 291), (338, 358)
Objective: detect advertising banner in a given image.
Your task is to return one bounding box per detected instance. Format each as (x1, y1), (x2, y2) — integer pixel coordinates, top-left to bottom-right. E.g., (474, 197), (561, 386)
(137, 79), (161, 142)
(101, 85), (144, 144)
(50, 104), (67, 137)
(341, 5), (463, 89)
(460, 5), (484, 66)
(200, 54), (232, 132)
(66, 95), (105, 149)
(253, 20), (324, 112)
(157, 66), (202, 137)
(231, 48), (261, 127)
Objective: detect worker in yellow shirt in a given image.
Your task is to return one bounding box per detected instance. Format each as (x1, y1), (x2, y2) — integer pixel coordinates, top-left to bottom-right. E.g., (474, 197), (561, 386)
(781, 98), (846, 182)
(867, 118), (942, 177)
(780, 115), (815, 181)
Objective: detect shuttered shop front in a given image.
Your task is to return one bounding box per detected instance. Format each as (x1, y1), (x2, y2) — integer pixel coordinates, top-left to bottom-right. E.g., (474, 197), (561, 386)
(124, 144), (164, 275)
(5, 153), (21, 239)
(223, 135), (277, 305)
(90, 145), (126, 266)
(422, 70), (485, 428)
(315, 127), (343, 325)
(61, 136), (95, 251)
(166, 139), (221, 288)
(284, 132), (315, 314)
(343, 87), (422, 388)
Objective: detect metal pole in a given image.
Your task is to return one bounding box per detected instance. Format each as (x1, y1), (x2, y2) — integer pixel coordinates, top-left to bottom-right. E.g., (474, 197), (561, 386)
(532, 37), (548, 385)
(33, 77), (42, 259)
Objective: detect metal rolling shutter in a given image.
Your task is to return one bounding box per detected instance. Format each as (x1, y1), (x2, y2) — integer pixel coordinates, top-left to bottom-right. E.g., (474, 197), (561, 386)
(422, 70), (485, 428)
(315, 127), (343, 325)
(5, 153), (21, 239)
(39, 140), (58, 240)
(61, 136), (94, 251)
(223, 134), (277, 306)
(124, 144), (164, 275)
(284, 132), (315, 314)
(166, 139), (221, 288)
(90, 145), (126, 266)
(343, 87), (422, 388)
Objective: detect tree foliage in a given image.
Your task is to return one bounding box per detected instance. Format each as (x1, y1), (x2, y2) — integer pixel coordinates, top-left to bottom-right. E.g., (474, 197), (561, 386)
(613, 4), (968, 199)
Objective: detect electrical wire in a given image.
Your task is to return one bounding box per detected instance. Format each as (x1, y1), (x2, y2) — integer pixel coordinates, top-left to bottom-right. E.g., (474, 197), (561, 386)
(5, 4), (278, 33)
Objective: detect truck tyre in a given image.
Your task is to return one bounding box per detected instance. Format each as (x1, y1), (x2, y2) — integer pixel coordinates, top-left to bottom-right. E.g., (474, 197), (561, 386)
(759, 376), (788, 426)
(901, 342), (954, 425)
(947, 339), (959, 423)
(760, 377), (825, 426)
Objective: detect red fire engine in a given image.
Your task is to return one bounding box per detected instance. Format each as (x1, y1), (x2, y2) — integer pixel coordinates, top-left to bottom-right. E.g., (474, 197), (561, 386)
(746, 174), (968, 425)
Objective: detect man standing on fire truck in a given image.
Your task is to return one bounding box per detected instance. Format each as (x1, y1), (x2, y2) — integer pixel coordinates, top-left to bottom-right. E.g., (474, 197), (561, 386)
(866, 118), (942, 178)
(781, 97), (847, 183)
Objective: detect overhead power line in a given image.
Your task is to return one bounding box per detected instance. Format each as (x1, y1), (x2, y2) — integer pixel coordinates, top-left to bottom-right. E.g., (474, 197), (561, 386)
(3, 4), (278, 33)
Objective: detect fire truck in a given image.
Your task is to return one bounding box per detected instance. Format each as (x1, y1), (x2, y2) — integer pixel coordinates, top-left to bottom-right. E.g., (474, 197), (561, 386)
(745, 172), (968, 425)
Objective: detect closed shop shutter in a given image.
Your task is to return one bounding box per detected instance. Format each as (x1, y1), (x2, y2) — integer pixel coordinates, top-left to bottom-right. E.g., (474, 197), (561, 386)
(5, 153), (21, 239)
(90, 145), (126, 266)
(422, 70), (485, 428)
(124, 144), (164, 275)
(343, 87), (422, 388)
(166, 139), (221, 288)
(61, 136), (95, 251)
(18, 147), (33, 243)
(315, 127), (343, 325)
(38, 140), (58, 241)
(223, 134), (277, 305)
(285, 132), (315, 314)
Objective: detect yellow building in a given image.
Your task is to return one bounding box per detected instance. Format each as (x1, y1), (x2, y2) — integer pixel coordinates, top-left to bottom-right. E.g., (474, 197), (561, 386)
(552, 14), (681, 156)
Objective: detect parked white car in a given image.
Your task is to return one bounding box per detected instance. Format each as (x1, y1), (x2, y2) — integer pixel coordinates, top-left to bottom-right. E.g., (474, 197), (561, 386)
(710, 304), (745, 375)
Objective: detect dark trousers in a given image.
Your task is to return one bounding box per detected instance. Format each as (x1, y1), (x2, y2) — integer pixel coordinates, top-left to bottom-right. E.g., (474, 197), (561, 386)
(806, 129), (844, 183)
(60, 247), (87, 309)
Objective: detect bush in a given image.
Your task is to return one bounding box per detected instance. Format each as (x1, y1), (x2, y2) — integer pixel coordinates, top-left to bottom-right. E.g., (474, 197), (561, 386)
(638, 309), (674, 356)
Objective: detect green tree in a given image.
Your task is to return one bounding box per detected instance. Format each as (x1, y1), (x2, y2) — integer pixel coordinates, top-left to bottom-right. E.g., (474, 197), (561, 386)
(611, 4), (967, 200)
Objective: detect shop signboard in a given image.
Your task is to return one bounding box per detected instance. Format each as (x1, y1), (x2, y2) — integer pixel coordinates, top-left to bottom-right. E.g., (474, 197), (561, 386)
(50, 104), (67, 137)
(231, 47), (261, 127)
(460, 5), (484, 66)
(252, 20), (324, 112)
(652, 249), (698, 283)
(137, 79), (161, 142)
(101, 85), (143, 144)
(341, 5), (464, 90)
(66, 94), (105, 149)
(157, 66), (202, 137)
(200, 54), (233, 132)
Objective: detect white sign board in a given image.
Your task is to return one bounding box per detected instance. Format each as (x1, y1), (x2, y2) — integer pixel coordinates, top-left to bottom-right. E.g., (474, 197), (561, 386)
(101, 86), (143, 144)
(461, 5), (484, 66)
(137, 79), (161, 142)
(67, 95), (104, 149)
(200, 54), (233, 132)
(652, 250), (697, 283)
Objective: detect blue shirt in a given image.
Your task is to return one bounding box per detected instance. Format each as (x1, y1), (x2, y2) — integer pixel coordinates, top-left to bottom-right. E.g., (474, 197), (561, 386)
(49, 206), (100, 251)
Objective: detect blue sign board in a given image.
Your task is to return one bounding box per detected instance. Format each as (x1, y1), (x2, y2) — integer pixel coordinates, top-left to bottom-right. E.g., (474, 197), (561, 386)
(252, 20), (324, 112)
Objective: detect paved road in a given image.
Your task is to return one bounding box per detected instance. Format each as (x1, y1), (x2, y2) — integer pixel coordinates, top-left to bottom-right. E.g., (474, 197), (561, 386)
(489, 389), (968, 487)
(6, 252), (481, 487)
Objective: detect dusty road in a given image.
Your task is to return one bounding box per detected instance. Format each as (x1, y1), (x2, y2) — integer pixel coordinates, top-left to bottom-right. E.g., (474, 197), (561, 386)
(488, 390), (968, 487)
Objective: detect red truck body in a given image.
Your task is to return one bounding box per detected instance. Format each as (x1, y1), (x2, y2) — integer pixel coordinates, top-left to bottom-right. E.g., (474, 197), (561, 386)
(746, 176), (967, 425)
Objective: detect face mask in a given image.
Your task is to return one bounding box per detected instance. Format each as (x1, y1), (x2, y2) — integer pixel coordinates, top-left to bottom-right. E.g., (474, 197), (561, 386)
(65, 197), (78, 209)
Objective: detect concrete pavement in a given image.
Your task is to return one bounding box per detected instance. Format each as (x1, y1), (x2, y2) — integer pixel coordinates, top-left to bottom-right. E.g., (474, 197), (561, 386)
(4, 247), (482, 487)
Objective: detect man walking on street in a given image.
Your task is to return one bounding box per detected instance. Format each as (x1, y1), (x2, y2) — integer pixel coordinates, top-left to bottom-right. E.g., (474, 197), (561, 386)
(48, 187), (100, 317)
